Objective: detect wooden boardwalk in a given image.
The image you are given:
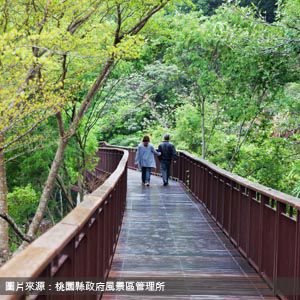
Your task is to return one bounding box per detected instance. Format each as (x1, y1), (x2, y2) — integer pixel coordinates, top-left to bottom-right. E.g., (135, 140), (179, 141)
(103, 170), (276, 299)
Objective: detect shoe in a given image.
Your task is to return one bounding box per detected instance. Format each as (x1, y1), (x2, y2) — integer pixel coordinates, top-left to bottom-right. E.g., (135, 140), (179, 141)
(145, 182), (150, 186)
(163, 182), (168, 186)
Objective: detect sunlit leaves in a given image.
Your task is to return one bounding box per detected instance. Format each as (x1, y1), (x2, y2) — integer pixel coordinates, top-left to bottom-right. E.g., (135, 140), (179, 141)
(0, 0), (174, 152)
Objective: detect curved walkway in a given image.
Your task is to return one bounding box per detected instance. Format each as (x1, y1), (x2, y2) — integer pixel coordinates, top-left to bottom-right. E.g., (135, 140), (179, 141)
(103, 170), (276, 299)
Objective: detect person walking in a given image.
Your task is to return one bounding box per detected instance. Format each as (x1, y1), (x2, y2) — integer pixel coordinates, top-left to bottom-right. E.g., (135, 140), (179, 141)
(158, 134), (177, 186)
(135, 135), (160, 186)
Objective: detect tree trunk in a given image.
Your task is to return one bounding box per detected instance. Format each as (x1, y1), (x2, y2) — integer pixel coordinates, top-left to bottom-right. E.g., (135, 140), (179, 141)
(18, 1), (167, 249)
(20, 60), (114, 250)
(201, 96), (205, 159)
(25, 137), (68, 241)
(0, 136), (9, 265)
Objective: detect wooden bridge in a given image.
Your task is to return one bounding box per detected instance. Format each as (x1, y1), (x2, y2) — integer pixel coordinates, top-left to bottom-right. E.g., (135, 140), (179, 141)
(0, 146), (299, 300)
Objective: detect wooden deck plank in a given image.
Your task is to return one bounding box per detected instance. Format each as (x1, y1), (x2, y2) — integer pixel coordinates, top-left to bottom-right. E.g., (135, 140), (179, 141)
(103, 170), (276, 299)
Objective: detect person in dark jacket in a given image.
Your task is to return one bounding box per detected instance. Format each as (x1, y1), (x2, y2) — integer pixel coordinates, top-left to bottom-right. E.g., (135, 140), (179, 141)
(158, 134), (177, 186)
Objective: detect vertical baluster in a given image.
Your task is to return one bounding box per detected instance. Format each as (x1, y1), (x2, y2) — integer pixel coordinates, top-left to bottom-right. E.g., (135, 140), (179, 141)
(196, 162), (200, 200)
(295, 209), (300, 300)
(228, 179), (233, 237)
(273, 201), (285, 296)
(200, 165), (204, 203)
(220, 177), (225, 229)
(97, 207), (104, 280)
(247, 189), (255, 258)
(258, 195), (268, 272)
(236, 184), (241, 248)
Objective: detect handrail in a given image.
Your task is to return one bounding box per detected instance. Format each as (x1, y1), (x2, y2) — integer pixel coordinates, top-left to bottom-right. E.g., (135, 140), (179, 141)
(0, 147), (128, 299)
(103, 143), (300, 207)
(112, 143), (300, 300)
(179, 150), (300, 207)
(2, 142), (299, 300)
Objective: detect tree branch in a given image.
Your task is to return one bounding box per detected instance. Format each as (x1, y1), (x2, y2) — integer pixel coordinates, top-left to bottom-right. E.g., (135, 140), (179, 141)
(67, 4), (100, 34)
(0, 213), (33, 243)
(114, 4), (122, 45)
(2, 117), (46, 150)
(5, 143), (45, 163)
(56, 112), (65, 137)
(121, 1), (169, 38)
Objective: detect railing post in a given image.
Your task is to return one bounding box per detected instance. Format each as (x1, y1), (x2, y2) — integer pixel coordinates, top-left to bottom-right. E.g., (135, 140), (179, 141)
(103, 198), (109, 278)
(207, 171), (212, 214)
(97, 207), (104, 280)
(204, 167), (208, 207)
(220, 177), (225, 229)
(200, 165), (204, 203)
(247, 189), (255, 258)
(192, 161), (196, 197)
(295, 209), (300, 300)
(196, 162), (201, 200)
(258, 195), (268, 272)
(236, 184), (241, 249)
(273, 201), (284, 296)
(179, 154), (183, 182)
(186, 169), (190, 190)
(228, 180), (233, 237)
(108, 193), (113, 266)
(215, 174), (220, 222)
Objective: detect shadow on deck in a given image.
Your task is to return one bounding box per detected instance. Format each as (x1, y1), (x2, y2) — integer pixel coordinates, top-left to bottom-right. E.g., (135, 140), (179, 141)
(103, 170), (276, 299)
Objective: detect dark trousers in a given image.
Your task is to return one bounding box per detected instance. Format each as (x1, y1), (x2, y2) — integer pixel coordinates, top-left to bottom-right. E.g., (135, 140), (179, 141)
(141, 167), (151, 183)
(161, 160), (171, 184)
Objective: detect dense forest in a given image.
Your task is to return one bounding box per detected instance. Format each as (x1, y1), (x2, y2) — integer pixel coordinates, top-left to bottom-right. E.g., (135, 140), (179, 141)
(0, 0), (299, 263)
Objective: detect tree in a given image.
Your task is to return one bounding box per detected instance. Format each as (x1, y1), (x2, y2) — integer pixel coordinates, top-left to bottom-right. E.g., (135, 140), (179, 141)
(98, 61), (185, 142)
(0, 0), (72, 262)
(99, 0), (299, 197)
(164, 11), (226, 158)
(0, 0), (172, 260)
(191, 0), (278, 22)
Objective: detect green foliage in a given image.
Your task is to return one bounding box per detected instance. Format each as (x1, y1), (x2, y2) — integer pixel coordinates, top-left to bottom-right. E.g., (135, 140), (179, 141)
(287, 162), (300, 197)
(1, 0), (299, 252)
(233, 138), (291, 190)
(98, 60), (188, 143)
(7, 184), (40, 251)
(8, 185), (39, 225)
(101, 0), (300, 197)
(190, 0), (277, 22)
(2, 0), (174, 224)
(172, 104), (201, 152)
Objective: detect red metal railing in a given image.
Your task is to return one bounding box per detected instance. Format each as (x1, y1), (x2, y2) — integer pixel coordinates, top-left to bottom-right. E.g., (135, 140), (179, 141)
(118, 145), (300, 300)
(1, 143), (299, 300)
(0, 147), (128, 300)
